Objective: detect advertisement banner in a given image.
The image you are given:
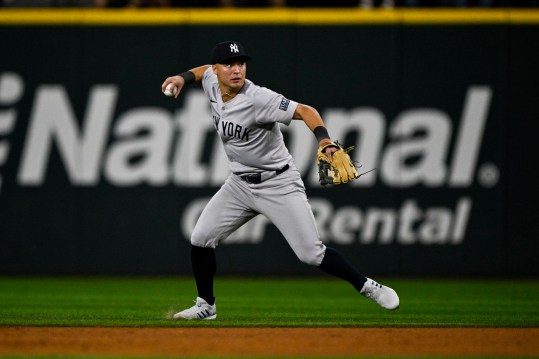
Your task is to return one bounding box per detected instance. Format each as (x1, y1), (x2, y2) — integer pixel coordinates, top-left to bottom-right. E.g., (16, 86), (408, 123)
(0, 9), (537, 275)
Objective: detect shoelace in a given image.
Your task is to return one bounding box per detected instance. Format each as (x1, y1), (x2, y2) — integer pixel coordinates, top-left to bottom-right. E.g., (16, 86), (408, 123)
(363, 281), (383, 299)
(183, 300), (205, 314)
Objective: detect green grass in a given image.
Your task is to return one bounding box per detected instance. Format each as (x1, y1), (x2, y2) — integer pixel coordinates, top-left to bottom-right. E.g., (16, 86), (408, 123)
(0, 354), (530, 359)
(0, 357), (532, 359)
(0, 277), (538, 327)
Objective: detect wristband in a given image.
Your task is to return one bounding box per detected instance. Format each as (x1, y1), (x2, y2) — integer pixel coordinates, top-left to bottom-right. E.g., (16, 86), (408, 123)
(313, 126), (330, 143)
(179, 71), (195, 84)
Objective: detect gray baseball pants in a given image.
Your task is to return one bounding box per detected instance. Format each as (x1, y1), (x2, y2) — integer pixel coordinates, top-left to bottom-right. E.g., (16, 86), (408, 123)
(190, 162), (326, 266)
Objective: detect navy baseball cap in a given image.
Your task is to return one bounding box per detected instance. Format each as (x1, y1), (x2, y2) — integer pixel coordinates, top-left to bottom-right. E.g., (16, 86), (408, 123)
(211, 41), (252, 64)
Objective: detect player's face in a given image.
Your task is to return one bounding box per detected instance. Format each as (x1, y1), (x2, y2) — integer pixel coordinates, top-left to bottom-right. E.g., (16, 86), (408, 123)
(214, 61), (246, 91)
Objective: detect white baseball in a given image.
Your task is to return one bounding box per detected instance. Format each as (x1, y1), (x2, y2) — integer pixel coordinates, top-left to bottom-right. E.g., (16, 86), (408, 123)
(163, 83), (177, 97)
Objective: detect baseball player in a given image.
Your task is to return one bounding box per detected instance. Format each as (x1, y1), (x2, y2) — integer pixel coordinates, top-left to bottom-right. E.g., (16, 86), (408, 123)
(161, 41), (399, 320)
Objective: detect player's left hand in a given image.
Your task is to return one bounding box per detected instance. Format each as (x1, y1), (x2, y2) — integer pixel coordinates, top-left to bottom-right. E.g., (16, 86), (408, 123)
(317, 141), (359, 186)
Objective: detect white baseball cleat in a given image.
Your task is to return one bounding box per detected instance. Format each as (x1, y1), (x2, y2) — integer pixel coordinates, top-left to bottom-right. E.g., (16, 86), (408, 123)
(360, 278), (400, 310)
(172, 297), (217, 320)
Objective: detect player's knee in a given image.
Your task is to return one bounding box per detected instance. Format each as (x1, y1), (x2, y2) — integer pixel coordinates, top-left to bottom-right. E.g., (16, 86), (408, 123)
(300, 257), (320, 266)
(190, 237), (216, 248)
(296, 249), (324, 267)
(190, 228), (217, 248)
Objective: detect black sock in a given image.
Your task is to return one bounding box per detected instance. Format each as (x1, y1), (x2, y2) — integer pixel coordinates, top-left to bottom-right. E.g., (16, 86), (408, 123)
(318, 247), (367, 292)
(191, 245), (216, 305)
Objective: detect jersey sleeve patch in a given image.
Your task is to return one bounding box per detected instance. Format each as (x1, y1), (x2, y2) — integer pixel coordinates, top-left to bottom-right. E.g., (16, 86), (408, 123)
(279, 97), (290, 111)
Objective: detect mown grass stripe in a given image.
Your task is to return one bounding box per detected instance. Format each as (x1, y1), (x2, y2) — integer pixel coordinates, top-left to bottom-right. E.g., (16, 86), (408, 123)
(0, 277), (537, 328)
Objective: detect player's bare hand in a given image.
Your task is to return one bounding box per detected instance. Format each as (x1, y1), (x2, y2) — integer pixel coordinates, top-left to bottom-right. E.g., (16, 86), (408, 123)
(324, 146), (338, 160)
(319, 139), (338, 161)
(161, 75), (185, 99)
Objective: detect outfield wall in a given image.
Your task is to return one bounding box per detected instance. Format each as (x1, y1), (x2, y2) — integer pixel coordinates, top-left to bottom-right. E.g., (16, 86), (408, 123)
(0, 9), (538, 276)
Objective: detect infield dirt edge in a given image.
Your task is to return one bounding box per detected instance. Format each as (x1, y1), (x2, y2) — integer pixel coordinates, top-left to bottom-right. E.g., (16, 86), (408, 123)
(1, 327), (538, 357)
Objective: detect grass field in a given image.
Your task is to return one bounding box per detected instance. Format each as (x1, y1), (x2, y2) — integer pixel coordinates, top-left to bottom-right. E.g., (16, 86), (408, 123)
(1, 276), (538, 328)
(0, 277), (539, 359)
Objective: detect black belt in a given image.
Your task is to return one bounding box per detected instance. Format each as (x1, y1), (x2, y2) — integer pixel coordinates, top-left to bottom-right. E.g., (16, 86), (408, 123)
(239, 164), (290, 184)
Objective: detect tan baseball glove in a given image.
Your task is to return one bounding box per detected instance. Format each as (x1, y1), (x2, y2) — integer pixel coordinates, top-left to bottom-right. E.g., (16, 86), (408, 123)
(317, 141), (359, 186)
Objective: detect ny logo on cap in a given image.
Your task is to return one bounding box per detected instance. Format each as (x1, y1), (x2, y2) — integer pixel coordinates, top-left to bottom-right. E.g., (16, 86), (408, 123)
(230, 43), (239, 53)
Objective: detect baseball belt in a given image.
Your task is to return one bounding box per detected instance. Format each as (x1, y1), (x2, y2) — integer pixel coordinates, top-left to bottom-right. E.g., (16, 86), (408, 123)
(238, 164), (290, 184)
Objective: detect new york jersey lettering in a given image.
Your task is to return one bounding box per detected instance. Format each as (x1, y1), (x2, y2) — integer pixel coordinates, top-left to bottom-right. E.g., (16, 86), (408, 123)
(213, 115), (220, 129)
(220, 120), (251, 141)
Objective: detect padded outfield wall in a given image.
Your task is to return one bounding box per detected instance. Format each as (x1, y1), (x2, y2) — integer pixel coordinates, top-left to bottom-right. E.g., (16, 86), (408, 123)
(0, 9), (537, 276)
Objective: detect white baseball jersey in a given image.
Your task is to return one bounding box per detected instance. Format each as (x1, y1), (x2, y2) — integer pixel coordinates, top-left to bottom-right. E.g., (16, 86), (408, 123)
(202, 67), (298, 174)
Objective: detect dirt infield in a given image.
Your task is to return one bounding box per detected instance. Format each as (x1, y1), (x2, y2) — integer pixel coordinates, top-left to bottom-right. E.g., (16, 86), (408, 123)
(1, 327), (538, 357)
